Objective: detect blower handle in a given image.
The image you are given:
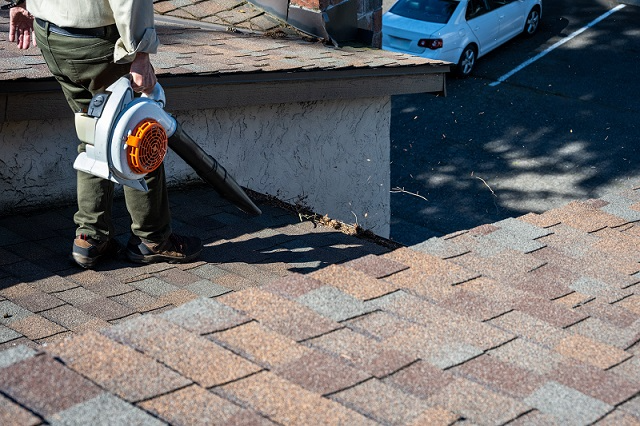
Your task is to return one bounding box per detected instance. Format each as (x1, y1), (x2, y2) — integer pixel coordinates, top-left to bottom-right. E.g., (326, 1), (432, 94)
(140, 83), (166, 108)
(126, 73), (167, 108)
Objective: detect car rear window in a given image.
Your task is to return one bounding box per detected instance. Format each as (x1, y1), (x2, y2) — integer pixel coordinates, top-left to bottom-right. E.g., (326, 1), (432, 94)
(389, 0), (460, 24)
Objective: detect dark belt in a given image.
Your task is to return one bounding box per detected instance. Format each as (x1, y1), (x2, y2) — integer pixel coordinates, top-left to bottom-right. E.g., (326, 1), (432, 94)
(35, 17), (115, 38)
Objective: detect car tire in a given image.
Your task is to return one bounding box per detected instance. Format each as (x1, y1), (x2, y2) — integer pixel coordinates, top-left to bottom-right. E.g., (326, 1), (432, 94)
(523, 7), (541, 37)
(455, 45), (476, 78)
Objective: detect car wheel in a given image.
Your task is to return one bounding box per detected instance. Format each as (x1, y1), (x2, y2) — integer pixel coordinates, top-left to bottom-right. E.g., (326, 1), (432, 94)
(455, 45), (476, 78)
(523, 7), (540, 37)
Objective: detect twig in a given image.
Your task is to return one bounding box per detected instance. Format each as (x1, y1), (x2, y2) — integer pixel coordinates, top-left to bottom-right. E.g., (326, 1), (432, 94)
(474, 175), (497, 198)
(390, 187), (428, 201)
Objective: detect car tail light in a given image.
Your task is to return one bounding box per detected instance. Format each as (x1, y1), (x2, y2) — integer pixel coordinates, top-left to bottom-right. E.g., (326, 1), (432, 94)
(418, 39), (443, 49)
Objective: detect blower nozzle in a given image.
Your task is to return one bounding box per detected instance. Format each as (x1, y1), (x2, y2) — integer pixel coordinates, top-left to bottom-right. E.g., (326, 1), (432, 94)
(169, 123), (262, 216)
(73, 76), (261, 216)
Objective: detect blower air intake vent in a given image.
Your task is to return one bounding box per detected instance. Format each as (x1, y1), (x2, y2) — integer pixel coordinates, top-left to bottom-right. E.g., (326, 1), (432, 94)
(126, 119), (168, 174)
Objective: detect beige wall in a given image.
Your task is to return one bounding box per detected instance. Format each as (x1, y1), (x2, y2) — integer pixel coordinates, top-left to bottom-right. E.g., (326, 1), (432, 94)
(0, 97), (391, 237)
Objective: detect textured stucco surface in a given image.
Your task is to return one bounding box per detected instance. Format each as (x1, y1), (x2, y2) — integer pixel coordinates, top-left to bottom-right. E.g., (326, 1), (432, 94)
(0, 97), (391, 237)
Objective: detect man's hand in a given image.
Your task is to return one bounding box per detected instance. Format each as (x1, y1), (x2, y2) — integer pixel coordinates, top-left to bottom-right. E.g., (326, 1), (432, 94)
(9, 5), (35, 49)
(129, 52), (157, 95)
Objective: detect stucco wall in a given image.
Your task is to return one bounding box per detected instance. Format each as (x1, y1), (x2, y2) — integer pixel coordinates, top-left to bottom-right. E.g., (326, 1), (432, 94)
(0, 97), (391, 237)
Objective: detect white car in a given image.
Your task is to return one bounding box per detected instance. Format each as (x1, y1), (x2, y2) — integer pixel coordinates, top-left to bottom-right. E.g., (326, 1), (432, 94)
(382, 0), (542, 77)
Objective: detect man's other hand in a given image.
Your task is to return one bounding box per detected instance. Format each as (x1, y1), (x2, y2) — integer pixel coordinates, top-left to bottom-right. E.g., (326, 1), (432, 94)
(9, 6), (35, 49)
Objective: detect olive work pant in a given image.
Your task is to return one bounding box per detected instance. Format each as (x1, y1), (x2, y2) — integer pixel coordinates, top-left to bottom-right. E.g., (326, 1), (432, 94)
(34, 20), (172, 244)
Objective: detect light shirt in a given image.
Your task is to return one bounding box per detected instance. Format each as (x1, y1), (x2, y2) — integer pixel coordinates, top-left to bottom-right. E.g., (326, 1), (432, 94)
(26, 0), (159, 63)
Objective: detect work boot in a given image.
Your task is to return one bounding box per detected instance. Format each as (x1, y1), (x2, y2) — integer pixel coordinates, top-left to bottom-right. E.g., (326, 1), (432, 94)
(126, 233), (202, 264)
(72, 235), (121, 269)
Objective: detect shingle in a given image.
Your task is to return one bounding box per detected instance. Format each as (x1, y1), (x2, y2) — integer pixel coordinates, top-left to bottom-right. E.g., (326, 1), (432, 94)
(342, 253), (409, 278)
(272, 350), (371, 395)
(153, 288), (199, 306)
(330, 378), (430, 425)
(384, 247), (479, 285)
(0, 324), (22, 344)
(309, 264), (400, 300)
(383, 268), (463, 301)
(184, 279), (231, 297)
(260, 274), (326, 299)
(30, 276), (78, 294)
(489, 339), (566, 375)
(406, 406), (461, 426)
(509, 264), (577, 300)
(538, 201), (628, 232)
(0, 345), (38, 368)
(523, 381), (613, 425)
(128, 276), (179, 296)
(48, 331), (192, 402)
(383, 360), (454, 399)
(219, 287), (341, 340)
(211, 321), (311, 369)
(0, 300), (33, 325)
(49, 393), (164, 426)
(488, 310), (568, 347)
(461, 276), (528, 303)
(550, 362), (640, 406)
(0, 283), (65, 312)
(0, 355), (103, 418)
(570, 276), (631, 303)
(507, 409), (567, 425)
(103, 315), (261, 387)
(305, 327), (416, 378)
(152, 267), (204, 287)
(615, 294), (640, 315)
(7, 315), (67, 340)
(451, 354), (546, 398)
(596, 410), (640, 426)
(108, 290), (170, 313)
(481, 223), (547, 253)
(214, 371), (375, 425)
(382, 292), (515, 351)
(513, 297), (587, 328)
(410, 236), (470, 259)
(610, 357), (640, 384)
(600, 193), (640, 221)
(453, 249), (545, 283)
(55, 287), (101, 306)
(428, 378), (531, 424)
(554, 334), (632, 369)
(384, 324), (484, 369)
(439, 289), (513, 321)
(76, 298), (137, 322)
(344, 310), (415, 340)
(535, 224), (599, 258)
(139, 384), (272, 426)
(296, 285), (374, 322)
(0, 393), (41, 426)
(619, 395), (640, 418)
(567, 317), (639, 350)
(160, 296), (250, 334)
(62, 270), (135, 298)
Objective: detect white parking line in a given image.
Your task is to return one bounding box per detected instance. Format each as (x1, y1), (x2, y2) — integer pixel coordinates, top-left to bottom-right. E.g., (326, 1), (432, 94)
(489, 4), (626, 87)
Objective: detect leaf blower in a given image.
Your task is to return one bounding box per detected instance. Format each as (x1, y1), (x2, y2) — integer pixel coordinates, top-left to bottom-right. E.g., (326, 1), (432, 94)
(73, 76), (262, 216)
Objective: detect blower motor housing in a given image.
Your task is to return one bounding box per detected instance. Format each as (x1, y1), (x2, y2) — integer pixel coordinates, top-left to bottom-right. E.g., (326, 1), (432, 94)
(74, 77), (177, 192)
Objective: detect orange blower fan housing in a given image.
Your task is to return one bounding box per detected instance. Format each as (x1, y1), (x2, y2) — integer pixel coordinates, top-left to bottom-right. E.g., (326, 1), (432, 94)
(126, 119), (168, 174)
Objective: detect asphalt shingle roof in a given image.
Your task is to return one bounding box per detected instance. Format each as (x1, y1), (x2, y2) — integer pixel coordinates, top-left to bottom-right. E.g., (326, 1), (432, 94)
(1, 1), (639, 424)
(1, 183), (640, 424)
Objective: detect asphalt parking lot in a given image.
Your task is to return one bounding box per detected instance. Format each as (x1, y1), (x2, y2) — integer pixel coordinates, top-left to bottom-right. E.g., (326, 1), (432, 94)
(388, 0), (640, 245)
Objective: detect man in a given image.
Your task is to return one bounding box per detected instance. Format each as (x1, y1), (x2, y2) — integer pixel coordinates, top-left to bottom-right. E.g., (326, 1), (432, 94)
(7, 0), (202, 268)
